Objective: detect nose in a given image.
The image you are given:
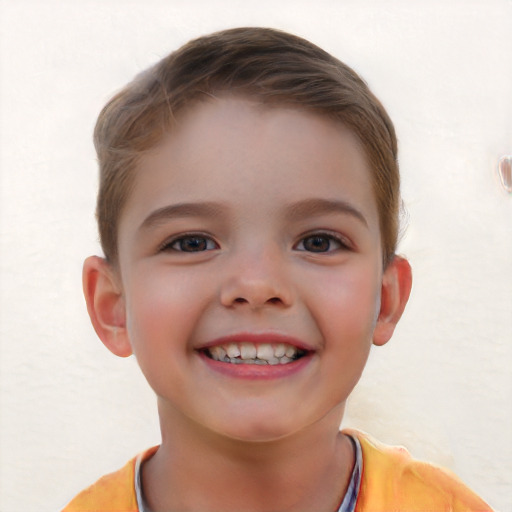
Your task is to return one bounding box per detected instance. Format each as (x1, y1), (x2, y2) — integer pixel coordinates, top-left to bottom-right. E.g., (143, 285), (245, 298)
(219, 247), (293, 309)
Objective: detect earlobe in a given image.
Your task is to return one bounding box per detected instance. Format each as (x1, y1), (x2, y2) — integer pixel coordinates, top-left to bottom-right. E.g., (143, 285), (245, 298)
(373, 255), (412, 346)
(82, 256), (133, 357)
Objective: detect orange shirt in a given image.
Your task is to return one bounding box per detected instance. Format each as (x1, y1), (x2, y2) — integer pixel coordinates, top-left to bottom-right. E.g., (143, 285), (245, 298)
(62, 430), (492, 512)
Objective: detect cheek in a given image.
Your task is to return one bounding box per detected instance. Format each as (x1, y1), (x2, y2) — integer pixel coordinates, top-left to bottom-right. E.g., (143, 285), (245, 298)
(313, 266), (382, 395)
(305, 264), (382, 342)
(123, 266), (213, 352)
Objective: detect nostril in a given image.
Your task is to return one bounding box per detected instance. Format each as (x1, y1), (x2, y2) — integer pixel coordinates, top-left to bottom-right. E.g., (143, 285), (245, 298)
(231, 296), (283, 306)
(220, 279), (292, 308)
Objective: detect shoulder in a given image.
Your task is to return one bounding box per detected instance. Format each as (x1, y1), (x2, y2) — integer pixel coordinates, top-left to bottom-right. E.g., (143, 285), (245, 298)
(344, 429), (493, 512)
(61, 446), (158, 512)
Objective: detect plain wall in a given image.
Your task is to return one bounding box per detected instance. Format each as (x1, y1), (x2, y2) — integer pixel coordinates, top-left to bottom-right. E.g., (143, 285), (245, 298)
(0, 1), (511, 511)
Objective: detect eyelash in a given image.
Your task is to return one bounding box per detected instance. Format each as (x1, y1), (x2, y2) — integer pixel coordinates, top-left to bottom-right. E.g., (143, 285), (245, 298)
(294, 232), (351, 253)
(159, 231), (350, 254)
(159, 233), (218, 253)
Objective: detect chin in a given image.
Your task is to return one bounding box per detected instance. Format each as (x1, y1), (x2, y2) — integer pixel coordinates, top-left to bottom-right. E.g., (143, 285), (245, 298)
(214, 412), (303, 444)
(226, 428), (293, 444)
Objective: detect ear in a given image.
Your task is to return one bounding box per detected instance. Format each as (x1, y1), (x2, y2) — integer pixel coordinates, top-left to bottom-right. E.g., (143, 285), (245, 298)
(82, 256), (132, 357)
(373, 255), (412, 346)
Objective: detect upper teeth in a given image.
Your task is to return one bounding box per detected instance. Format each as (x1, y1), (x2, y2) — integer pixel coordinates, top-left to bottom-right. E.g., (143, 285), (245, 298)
(206, 342), (303, 365)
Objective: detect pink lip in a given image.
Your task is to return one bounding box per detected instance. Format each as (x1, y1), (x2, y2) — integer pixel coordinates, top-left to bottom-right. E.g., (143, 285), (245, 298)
(197, 332), (314, 352)
(198, 350), (314, 380)
(196, 332), (315, 380)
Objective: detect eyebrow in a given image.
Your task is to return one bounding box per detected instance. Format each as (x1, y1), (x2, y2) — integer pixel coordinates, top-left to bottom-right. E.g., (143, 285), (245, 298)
(284, 198), (368, 227)
(139, 202), (227, 231)
(139, 198), (368, 232)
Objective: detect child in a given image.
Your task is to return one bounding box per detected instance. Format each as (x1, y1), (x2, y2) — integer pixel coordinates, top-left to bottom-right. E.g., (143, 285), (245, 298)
(63, 27), (491, 511)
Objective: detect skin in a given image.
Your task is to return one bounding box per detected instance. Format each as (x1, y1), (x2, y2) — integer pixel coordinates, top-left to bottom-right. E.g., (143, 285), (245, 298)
(83, 97), (412, 511)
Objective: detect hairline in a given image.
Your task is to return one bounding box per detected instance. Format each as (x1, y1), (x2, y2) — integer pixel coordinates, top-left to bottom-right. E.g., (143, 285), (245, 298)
(95, 28), (400, 269)
(106, 92), (391, 269)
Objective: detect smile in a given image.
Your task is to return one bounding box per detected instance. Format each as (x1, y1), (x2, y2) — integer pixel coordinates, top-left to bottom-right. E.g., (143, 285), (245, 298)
(204, 342), (306, 365)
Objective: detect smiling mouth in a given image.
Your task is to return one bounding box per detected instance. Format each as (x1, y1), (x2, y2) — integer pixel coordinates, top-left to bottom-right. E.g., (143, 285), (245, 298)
(202, 342), (306, 365)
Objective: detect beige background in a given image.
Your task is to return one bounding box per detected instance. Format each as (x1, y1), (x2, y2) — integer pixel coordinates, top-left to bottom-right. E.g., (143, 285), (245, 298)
(0, 1), (511, 510)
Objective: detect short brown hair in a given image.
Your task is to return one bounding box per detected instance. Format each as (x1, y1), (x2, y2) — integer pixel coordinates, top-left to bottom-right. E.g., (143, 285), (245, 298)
(94, 27), (400, 266)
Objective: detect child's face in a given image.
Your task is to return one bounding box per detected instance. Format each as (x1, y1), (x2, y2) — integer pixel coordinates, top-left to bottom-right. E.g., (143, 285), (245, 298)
(112, 97), (392, 442)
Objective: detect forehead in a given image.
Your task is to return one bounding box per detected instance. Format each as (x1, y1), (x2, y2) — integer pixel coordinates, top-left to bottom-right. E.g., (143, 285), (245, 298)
(120, 97), (378, 231)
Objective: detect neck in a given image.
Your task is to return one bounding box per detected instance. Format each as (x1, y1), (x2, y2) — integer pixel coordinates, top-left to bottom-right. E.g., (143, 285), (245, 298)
(142, 401), (355, 512)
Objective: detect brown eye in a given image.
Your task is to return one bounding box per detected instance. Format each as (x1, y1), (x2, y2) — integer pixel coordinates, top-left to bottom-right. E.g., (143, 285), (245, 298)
(295, 233), (344, 253)
(168, 235), (216, 252)
(303, 235), (331, 252)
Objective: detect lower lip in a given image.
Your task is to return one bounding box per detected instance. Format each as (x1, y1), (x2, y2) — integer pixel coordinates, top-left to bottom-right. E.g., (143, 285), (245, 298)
(197, 351), (313, 380)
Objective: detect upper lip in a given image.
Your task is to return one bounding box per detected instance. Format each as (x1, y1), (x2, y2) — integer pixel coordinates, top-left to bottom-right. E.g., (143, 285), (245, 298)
(196, 332), (315, 352)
